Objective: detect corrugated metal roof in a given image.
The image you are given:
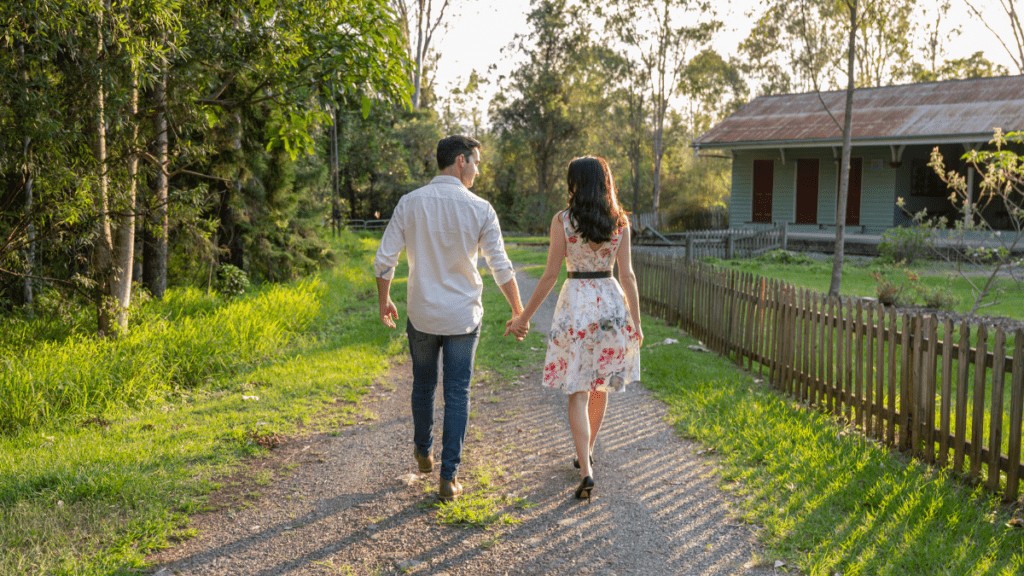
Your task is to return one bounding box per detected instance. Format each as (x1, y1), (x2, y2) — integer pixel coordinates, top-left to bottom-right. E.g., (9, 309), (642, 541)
(693, 75), (1024, 149)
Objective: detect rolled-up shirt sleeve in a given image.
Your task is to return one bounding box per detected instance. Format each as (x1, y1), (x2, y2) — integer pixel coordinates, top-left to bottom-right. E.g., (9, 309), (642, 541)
(479, 207), (515, 286)
(373, 200), (404, 280)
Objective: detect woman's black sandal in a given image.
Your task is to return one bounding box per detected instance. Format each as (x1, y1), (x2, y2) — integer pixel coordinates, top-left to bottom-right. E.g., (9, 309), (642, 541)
(574, 476), (595, 499)
(572, 454), (595, 469)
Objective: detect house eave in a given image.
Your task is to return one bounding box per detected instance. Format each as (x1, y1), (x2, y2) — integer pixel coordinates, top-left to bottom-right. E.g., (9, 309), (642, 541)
(692, 133), (996, 152)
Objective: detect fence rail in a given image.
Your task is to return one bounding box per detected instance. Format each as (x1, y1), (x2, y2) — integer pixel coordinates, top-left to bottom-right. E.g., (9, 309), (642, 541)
(634, 252), (1024, 501)
(636, 226), (786, 260)
(345, 219), (389, 231)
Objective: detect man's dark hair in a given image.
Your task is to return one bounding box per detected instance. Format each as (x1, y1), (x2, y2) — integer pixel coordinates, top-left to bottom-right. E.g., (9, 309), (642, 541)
(436, 135), (481, 170)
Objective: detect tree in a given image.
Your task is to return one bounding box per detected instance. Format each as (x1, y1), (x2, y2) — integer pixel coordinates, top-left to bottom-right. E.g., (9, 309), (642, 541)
(491, 0), (588, 219)
(963, 0), (1024, 74)
(607, 0), (718, 222)
(830, 0), (859, 298)
(924, 129), (1024, 313)
(740, 0), (918, 93)
(391, 0), (451, 109)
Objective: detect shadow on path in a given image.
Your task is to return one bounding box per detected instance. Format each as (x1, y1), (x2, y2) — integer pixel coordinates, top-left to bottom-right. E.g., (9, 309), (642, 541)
(149, 266), (770, 575)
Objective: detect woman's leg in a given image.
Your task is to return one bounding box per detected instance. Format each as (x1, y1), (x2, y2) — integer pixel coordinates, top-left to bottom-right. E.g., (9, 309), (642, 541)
(568, 391), (592, 478)
(587, 391), (608, 455)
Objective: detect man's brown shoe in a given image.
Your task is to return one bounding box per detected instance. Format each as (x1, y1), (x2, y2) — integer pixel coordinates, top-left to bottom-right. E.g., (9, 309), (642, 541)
(439, 477), (463, 502)
(414, 448), (434, 473)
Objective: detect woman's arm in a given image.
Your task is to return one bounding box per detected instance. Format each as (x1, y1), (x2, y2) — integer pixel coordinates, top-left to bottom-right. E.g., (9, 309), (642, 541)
(616, 225), (644, 346)
(505, 212), (566, 336)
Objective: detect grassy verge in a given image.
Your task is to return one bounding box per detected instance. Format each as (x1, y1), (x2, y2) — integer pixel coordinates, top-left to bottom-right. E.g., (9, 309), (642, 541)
(640, 317), (1024, 574)
(708, 253), (1023, 320)
(0, 231), (407, 575)
(499, 246), (1024, 574)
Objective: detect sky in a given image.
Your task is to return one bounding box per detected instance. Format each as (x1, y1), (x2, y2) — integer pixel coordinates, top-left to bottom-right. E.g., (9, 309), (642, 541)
(429, 0), (1020, 125)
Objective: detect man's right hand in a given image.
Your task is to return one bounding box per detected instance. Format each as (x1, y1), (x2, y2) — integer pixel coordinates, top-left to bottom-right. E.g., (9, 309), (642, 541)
(380, 299), (399, 329)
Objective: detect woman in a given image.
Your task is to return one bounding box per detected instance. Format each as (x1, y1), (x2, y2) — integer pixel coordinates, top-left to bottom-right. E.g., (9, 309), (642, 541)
(505, 156), (643, 500)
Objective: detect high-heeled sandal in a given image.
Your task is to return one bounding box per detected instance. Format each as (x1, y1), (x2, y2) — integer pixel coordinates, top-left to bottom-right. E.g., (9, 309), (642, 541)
(572, 454), (595, 469)
(574, 476), (595, 500)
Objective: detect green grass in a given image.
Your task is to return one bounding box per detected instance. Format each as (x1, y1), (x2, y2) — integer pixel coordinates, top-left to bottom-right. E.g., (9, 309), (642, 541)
(709, 253), (1023, 320)
(638, 318), (1024, 575)
(0, 231), (407, 575)
(502, 248), (1024, 574)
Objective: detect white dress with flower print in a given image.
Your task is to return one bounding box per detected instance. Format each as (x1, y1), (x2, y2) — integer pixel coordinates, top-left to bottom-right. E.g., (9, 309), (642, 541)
(543, 211), (641, 394)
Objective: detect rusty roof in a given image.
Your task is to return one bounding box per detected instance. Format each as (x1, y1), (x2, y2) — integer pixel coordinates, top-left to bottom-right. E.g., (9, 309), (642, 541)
(693, 75), (1024, 150)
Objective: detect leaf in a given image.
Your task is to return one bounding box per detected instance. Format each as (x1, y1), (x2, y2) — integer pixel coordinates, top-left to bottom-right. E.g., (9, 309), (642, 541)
(361, 95), (372, 119)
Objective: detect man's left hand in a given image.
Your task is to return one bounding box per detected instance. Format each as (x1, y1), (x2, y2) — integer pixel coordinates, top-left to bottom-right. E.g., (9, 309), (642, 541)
(380, 299), (399, 329)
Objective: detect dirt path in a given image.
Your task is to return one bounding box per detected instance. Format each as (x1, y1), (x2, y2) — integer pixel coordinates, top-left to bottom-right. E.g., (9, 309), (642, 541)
(149, 267), (771, 575)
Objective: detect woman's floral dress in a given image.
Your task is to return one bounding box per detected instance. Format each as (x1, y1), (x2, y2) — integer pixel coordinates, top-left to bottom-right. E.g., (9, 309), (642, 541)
(543, 211), (641, 394)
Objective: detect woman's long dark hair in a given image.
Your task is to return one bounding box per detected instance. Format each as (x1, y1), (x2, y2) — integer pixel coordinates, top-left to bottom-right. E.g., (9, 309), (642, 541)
(566, 156), (629, 243)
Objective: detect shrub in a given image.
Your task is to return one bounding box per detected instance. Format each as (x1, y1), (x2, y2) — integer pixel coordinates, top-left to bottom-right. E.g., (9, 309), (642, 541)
(216, 264), (250, 297)
(872, 272), (904, 306)
(916, 285), (958, 310)
(878, 225), (931, 264)
(759, 249), (814, 265)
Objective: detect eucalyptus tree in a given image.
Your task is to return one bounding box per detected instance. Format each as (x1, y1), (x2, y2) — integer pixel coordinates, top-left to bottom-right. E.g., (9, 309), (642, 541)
(740, 0), (917, 93)
(491, 0), (590, 221)
(605, 0), (718, 223)
(0, 2), (84, 308)
(390, 0), (451, 109)
(963, 0), (1024, 74)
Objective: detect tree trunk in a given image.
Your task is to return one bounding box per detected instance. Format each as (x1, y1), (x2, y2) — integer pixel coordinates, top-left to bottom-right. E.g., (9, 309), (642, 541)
(413, 4), (424, 108)
(830, 0), (857, 298)
(216, 110), (245, 270)
(21, 137), (34, 309)
(18, 42), (34, 309)
(111, 73), (140, 331)
(93, 6), (116, 336)
(143, 67), (169, 298)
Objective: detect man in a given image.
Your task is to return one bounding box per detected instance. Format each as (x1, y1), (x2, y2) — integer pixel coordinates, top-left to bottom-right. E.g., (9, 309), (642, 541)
(374, 135), (527, 502)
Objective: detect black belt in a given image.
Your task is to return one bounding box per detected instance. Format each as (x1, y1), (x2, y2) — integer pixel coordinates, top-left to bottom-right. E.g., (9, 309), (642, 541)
(567, 270), (612, 279)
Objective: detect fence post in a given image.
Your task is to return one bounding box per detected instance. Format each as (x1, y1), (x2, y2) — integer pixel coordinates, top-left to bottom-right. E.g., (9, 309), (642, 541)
(726, 235), (735, 259)
(781, 222), (789, 251)
(686, 236), (694, 264)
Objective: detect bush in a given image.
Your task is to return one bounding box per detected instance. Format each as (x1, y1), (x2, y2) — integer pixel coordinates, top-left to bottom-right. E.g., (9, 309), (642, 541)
(916, 285), (958, 310)
(872, 271), (905, 306)
(759, 249), (814, 265)
(878, 225), (931, 264)
(216, 264), (250, 297)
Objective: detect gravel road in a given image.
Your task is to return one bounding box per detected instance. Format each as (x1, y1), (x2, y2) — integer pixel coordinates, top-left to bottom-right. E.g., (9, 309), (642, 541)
(148, 266), (772, 576)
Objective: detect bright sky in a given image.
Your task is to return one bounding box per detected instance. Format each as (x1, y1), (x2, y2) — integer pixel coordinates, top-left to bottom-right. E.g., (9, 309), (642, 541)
(431, 0), (1020, 125)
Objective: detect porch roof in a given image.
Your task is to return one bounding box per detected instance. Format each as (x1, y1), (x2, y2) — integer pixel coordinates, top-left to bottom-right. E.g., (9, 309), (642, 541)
(693, 74), (1024, 151)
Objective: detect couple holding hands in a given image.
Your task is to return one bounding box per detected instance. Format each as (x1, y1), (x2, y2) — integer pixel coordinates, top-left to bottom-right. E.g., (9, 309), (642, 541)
(374, 135), (642, 502)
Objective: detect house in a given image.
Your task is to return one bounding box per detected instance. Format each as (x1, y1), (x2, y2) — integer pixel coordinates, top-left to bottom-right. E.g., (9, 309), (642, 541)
(692, 75), (1024, 234)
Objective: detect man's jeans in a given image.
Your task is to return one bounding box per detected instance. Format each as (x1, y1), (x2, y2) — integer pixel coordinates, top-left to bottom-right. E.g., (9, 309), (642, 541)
(406, 320), (480, 481)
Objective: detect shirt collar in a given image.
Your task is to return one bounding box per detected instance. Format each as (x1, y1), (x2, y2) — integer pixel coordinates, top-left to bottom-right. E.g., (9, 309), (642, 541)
(430, 175), (465, 188)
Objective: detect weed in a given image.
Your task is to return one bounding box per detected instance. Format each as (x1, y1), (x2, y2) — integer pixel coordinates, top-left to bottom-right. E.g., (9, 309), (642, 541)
(435, 493), (519, 527)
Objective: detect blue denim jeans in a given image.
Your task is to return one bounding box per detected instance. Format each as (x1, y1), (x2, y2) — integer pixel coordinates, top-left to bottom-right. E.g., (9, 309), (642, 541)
(406, 320), (480, 481)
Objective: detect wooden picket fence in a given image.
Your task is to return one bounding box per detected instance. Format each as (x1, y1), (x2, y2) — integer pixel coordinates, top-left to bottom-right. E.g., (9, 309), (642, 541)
(633, 252), (1024, 501)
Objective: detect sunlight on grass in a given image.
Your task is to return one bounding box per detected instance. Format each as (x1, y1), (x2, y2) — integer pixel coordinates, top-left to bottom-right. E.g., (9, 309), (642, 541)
(640, 316), (1024, 575)
(0, 230), (406, 575)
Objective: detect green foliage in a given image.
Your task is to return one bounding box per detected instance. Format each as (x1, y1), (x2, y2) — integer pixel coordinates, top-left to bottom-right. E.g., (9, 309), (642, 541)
(878, 225), (932, 264)
(215, 264), (250, 297)
(0, 230), (400, 573)
(0, 280), (322, 435)
(757, 249), (815, 265)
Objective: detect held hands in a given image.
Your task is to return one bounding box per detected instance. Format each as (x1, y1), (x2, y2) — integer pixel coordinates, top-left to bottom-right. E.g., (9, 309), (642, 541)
(379, 299), (399, 329)
(504, 314), (530, 341)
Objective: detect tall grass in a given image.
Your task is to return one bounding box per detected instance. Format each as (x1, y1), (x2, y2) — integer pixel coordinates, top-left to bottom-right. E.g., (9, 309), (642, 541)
(0, 230), (404, 574)
(0, 281), (322, 435)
